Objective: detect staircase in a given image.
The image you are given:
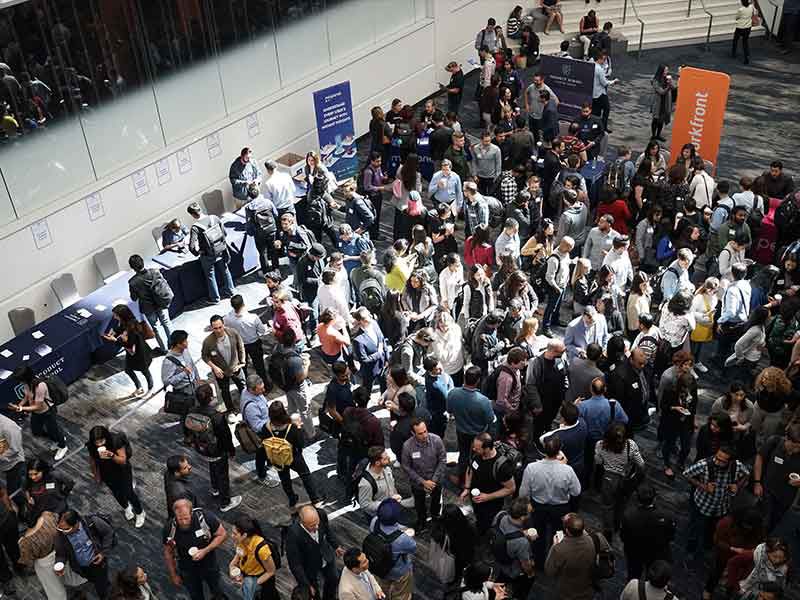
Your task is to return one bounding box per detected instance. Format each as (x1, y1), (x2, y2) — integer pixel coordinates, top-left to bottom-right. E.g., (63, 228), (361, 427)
(527, 0), (766, 56)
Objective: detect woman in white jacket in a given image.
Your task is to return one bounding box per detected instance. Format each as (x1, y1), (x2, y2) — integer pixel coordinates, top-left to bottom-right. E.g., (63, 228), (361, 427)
(431, 309), (465, 387)
(439, 253), (465, 313)
(726, 305), (770, 382)
(689, 277), (719, 373)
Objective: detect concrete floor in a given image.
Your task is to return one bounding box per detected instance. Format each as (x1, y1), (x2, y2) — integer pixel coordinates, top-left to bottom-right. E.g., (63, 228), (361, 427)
(6, 36), (799, 600)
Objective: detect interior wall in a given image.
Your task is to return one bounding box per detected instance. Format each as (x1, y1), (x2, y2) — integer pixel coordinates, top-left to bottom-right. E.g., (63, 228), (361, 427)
(0, 0), (510, 344)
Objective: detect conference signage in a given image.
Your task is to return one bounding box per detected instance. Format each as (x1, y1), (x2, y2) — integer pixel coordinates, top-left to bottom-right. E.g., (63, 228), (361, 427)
(312, 81), (358, 181)
(539, 55), (595, 120)
(669, 67), (730, 174)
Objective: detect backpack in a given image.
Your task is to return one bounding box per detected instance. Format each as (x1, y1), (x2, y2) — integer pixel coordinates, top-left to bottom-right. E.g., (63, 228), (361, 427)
(775, 191), (800, 241)
(480, 365), (517, 402)
(707, 248), (731, 279)
(254, 538), (282, 571)
(305, 194), (327, 229)
(493, 441), (524, 482)
(340, 411), (367, 454)
(263, 424), (294, 468)
(235, 420), (262, 454)
(150, 271), (174, 310)
(590, 532), (615, 582)
(490, 515), (525, 564)
(44, 376), (69, 406)
(485, 195), (505, 228)
(650, 265), (678, 308)
(197, 219), (227, 258)
(387, 336), (413, 369)
(356, 165), (370, 196)
(269, 349), (299, 391)
(250, 206), (277, 237)
(392, 122), (414, 148)
(747, 195), (765, 233)
(531, 254), (560, 298)
(359, 277), (385, 316)
(605, 158), (631, 197)
(165, 508), (211, 546)
(362, 524), (403, 578)
(86, 513), (118, 549)
(350, 457), (377, 505)
(184, 411), (219, 457)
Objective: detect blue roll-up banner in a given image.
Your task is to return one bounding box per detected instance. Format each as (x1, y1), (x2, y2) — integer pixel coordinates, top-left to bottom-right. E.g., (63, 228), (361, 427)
(312, 81), (359, 181)
(539, 56), (596, 121)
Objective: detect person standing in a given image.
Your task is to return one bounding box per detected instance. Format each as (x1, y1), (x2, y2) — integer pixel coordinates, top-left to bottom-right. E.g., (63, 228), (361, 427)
(127, 254), (173, 354)
(650, 65), (675, 142)
(447, 366), (495, 483)
(164, 454), (197, 517)
(368, 499), (417, 600)
(519, 436), (581, 567)
(733, 0), (757, 63)
(201, 315), (246, 421)
(229, 516), (279, 600)
(244, 183), (279, 274)
(187, 202), (236, 304)
(401, 419), (447, 532)
(607, 348), (651, 432)
(86, 426), (145, 528)
(524, 339), (570, 441)
(444, 62), (465, 115)
(541, 237), (574, 336)
(226, 295), (268, 384)
(525, 73), (557, 146)
(460, 433), (516, 534)
(188, 383), (243, 512)
(620, 486), (676, 582)
(491, 498), (537, 600)
(577, 377), (629, 483)
(55, 510), (114, 599)
(163, 499), (228, 600)
(544, 513), (608, 600)
(285, 506), (344, 600)
(262, 160), (297, 218)
(472, 131), (502, 196)
(339, 547), (385, 600)
(351, 308), (388, 394)
(240, 375), (280, 488)
(101, 305), (154, 398)
(10, 366), (68, 462)
(0, 412), (25, 508)
(591, 51), (618, 133)
(619, 561), (676, 600)
(358, 447), (405, 515)
(229, 147), (262, 203)
(753, 424), (800, 532)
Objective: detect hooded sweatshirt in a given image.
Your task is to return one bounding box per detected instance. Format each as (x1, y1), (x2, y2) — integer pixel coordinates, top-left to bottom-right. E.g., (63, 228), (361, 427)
(557, 202), (589, 246)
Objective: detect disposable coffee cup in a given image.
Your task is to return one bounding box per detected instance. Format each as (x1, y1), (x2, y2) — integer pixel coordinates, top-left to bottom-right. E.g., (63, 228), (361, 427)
(230, 567), (241, 578)
(188, 547), (199, 557)
(405, 528), (415, 537)
(53, 561), (65, 573)
(554, 531), (565, 544)
(471, 488), (480, 498)
(526, 528), (538, 539)
(291, 413), (302, 426)
(97, 446), (107, 455)
(790, 473), (800, 482)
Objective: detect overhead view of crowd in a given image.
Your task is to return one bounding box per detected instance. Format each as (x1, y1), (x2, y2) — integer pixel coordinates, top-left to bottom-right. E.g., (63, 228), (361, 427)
(0, 3), (799, 600)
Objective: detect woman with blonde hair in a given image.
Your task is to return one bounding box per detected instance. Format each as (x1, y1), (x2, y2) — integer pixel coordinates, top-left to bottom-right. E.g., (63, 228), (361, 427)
(514, 317), (543, 359)
(750, 367), (794, 449)
(690, 277), (720, 373)
(431, 309), (465, 387)
(571, 257), (592, 316)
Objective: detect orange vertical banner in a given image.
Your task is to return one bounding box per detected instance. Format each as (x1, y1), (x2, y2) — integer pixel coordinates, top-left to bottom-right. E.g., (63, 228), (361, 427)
(669, 67), (730, 173)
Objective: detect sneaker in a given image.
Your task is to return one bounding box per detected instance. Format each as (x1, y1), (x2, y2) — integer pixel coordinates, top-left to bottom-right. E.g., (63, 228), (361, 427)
(54, 446), (68, 461)
(256, 476), (281, 489)
(313, 497), (328, 509)
(541, 328), (554, 338)
(134, 511), (146, 528)
(695, 362), (708, 373)
(210, 489), (220, 497)
(221, 496), (242, 512)
(124, 504), (135, 521)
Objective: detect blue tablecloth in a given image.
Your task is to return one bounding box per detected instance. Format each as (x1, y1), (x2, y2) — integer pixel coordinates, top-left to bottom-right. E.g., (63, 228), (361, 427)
(581, 160), (606, 210)
(0, 211), (259, 404)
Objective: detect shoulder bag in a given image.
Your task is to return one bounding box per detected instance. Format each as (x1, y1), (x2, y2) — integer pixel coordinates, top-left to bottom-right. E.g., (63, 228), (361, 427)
(163, 355), (196, 415)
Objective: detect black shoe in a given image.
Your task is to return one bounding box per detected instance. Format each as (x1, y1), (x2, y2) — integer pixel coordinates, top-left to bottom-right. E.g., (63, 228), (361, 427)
(605, 127), (613, 134)
(656, 135), (666, 142)
(541, 327), (555, 337)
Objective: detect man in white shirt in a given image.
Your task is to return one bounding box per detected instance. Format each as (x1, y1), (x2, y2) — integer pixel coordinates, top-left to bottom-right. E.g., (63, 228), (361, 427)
(688, 158), (716, 209)
(602, 235), (633, 296)
(716, 262), (752, 366)
(495, 219), (521, 265)
(438, 254), (464, 312)
(731, 175), (759, 216)
(718, 233), (749, 285)
(262, 160), (297, 217)
(226, 295), (267, 384)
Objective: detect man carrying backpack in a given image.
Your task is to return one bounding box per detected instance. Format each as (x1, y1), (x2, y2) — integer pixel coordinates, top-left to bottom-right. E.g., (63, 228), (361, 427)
(545, 513), (611, 600)
(366, 499), (417, 600)
(187, 202), (236, 304)
(460, 432), (517, 535)
(186, 383), (242, 513)
(244, 182), (279, 274)
(491, 498), (536, 600)
(55, 509), (115, 599)
(128, 253), (173, 354)
(620, 560), (677, 600)
(201, 314), (246, 422)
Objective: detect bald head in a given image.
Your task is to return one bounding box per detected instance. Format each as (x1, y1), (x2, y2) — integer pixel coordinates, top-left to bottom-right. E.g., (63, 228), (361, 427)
(300, 506), (320, 532)
(545, 339), (566, 358)
(630, 348), (647, 370)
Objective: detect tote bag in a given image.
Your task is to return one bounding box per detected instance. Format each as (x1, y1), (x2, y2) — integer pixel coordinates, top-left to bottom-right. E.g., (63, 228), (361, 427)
(690, 295), (714, 342)
(429, 533), (456, 583)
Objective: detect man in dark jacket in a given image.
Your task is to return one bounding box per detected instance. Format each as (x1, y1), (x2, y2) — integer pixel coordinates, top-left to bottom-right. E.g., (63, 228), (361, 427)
(128, 254), (173, 353)
(286, 506), (344, 600)
(507, 116), (536, 170)
(470, 311), (507, 375)
(620, 485), (676, 581)
(524, 339), (570, 443)
(429, 113), (453, 163)
(295, 243), (326, 333)
(541, 139), (564, 218)
(164, 454), (196, 517)
(189, 383), (242, 513)
(506, 188), (532, 240)
(55, 510), (114, 599)
(442, 131), (471, 184)
(607, 348), (651, 433)
(244, 183), (279, 274)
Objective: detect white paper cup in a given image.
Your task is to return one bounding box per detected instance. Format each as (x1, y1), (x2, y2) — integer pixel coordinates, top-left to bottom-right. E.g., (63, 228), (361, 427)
(526, 528), (538, 539)
(471, 488), (480, 498)
(790, 473), (800, 482)
(188, 547), (199, 557)
(53, 561), (65, 573)
(405, 528), (415, 537)
(97, 446), (106, 455)
(230, 567), (241, 578)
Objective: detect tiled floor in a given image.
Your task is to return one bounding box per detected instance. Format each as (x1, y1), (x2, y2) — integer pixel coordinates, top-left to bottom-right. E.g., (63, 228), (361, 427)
(7, 37), (799, 600)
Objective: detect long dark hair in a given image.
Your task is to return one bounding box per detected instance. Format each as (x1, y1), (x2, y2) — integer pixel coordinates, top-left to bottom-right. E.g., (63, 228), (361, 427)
(602, 422), (627, 453)
(745, 305), (770, 329)
(400, 154), (419, 192)
(26, 457), (52, 482)
(381, 289), (403, 320)
(88, 425), (111, 446)
(722, 383), (747, 411)
(653, 63), (668, 83)
(110, 564), (145, 600)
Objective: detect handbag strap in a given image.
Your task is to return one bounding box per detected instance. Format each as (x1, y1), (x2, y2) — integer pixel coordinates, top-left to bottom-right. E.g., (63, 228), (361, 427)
(165, 354), (195, 393)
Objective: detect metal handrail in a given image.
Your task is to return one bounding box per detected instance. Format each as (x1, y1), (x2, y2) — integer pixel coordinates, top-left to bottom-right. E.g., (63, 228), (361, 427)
(623, 0), (628, 24)
(695, 0), (714, 51)
(761, 0), (780, 40)
(627, 0), (646, 59)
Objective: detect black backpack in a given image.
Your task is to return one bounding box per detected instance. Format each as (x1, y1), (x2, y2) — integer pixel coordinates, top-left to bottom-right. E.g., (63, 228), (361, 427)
(340, 412), (367, 454)
(249, 206), (277, 237)
(490, 516), (525, 565)
(356, 165), (370, 196)
(150, 271), (174, 310)
(269, 349), (299, 391)
(305, 194), (328, 229)
(197, 219), (227, 257)
(362, 524), (403, 578)
(350, 457), (377, 505)
(87, 513), (118, 549)
(531, 254), (559, 298)
(775, 191), (800, 240)
(590, 532), (615, 582)
(605, 159), (631, 197)
(44, 376), (69, 406)
(480, 365), (517, 401)
(359, 277), (385, 316)
(649, 265), (678, 308)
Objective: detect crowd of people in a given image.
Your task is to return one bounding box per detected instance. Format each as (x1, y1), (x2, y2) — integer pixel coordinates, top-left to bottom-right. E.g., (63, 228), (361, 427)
(0, 4), (800, 600)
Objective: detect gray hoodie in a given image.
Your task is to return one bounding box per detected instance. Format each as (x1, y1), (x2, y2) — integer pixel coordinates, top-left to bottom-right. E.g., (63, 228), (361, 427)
(557, 202), (589, 246)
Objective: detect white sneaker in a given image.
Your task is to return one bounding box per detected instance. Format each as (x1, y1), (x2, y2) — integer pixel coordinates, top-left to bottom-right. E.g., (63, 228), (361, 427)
(134, 511), (146, 528)
(221, 496), (242, 512)
(124, 504), (135, 521)
(54, 446), (68, 461)
(695, 362), (708, 373)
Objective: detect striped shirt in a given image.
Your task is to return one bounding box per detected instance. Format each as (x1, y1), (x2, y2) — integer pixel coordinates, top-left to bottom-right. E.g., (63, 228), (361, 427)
(594, 439), (645, 476)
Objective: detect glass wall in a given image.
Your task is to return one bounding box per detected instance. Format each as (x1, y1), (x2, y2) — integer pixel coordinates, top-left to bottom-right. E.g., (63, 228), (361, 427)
(0, 0), (428, 227)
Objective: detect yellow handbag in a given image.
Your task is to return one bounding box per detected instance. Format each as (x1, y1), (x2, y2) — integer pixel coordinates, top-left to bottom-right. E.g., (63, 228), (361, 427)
(690, 295), (714, 342)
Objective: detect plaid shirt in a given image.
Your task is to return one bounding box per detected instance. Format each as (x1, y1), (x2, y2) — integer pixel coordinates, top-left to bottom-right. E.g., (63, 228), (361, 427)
(498, 171), (518, 205)
(683, 458), (750, 517)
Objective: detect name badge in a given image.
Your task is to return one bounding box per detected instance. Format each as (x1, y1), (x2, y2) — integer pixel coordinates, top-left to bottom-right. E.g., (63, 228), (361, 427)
(211, 350), (218, 356)
(412, 452), (421, 459)
(592, 124), (598, 129)
(45, 482), (55, 490)
(632, 382), (639, 390)
(472, 460), (480, 470)
(556, 363), (564, 371)
(609, 364), (616, 371)
(278, 256), (290, 266)
(777, 279), (785, 286)
(195, 529), (206, 538)
(348, 208), (354, 214)
(775, 456), (785, 465)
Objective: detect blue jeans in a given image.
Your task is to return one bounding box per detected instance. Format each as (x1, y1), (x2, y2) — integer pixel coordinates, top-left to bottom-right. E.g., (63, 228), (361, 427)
(542, 288), (564, 329)
(199, 254), (235, 302)
(144, 308), (173, 350)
